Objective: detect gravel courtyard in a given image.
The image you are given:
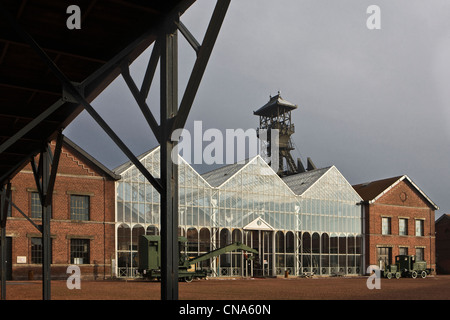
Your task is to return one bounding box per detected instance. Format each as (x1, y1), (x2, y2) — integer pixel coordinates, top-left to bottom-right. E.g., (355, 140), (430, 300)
(2, 275), (450, 300)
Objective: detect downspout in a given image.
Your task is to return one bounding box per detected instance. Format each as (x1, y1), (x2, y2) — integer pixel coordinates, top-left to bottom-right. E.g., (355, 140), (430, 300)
(103, 176), (106, 280)
(357, 200), (367, 274)
(430, 207), (433, 273)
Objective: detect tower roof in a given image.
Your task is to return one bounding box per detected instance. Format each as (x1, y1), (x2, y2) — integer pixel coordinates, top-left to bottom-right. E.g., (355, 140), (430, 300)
(253, 92), (297, 117)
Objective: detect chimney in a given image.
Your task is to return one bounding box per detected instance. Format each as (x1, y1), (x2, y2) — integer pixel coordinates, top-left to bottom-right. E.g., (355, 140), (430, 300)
(307, 157), (317, 171)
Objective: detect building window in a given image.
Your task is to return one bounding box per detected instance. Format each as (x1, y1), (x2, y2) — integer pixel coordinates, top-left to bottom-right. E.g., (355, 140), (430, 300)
(415, 219), (424, 236)
(399, 247), (408, 255)
(31, 238), (42, 264)
(382, 217), (391, 235)
(399, 218), (408, 236)
(415, 248), (424, 261)
(70, 195), (90, 221)
(6, 199), (11, 217)
(31, 192), (41, 219)
(30, 237), (52, 264)
(70, 239), (90, 264)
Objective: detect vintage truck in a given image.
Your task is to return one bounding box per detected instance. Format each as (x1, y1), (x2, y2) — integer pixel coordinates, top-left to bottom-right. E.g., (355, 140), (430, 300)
(383, 255), (432, 279)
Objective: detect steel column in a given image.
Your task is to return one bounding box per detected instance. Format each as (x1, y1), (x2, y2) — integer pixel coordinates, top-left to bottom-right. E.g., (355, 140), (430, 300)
(1, 182), (11, 300)
(41, 144), (51, 300)
(160, 17), (179, 300)
(29, 134), (63, 300)
(0, 224), (5, 300)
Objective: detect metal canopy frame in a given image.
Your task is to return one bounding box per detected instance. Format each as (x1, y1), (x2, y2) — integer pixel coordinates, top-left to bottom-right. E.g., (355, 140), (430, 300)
(0, 0), (230, 300)
(0, 181), (11, 300)
(0, 132), (63, 300)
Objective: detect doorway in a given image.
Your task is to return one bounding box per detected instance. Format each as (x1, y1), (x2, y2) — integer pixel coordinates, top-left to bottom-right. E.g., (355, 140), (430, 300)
(0, 237), (12, 280)
(377, 247), (392, 270)
(245, 230), (273, 277)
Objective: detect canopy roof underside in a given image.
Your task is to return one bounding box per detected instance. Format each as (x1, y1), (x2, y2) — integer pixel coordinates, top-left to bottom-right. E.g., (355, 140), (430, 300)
(0, 0), (195, 186)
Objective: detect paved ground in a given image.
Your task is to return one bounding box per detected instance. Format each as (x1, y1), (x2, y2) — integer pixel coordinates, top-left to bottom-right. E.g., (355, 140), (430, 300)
(2, 275), (450, 300)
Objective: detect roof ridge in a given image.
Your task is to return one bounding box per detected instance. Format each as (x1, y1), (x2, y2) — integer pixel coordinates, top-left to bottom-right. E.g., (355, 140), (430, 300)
(201, 156), (258, 187)
(113, 145), (159, 174)
(353, 174), (438, 210)
(281, 166), (333, 195)
(352, 175), (404, 187)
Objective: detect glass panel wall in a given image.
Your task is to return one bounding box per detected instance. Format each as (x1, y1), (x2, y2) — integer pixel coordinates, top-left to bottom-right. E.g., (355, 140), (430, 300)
(115, 148), (363, 278)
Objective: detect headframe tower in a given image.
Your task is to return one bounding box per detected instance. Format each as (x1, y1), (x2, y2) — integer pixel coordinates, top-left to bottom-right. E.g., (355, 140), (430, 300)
(254, 92), (316, 176)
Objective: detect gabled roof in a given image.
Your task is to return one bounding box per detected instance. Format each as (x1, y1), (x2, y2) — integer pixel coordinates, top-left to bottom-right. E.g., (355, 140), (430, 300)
(113, 143), (361, 203)
(200, 155), (297, 195)
(281, 167), (332, 195)
(114, 145), (213, 188)
(244, 217), (274, 231)
(113, 147), (158, 175)
(352, 176), (402, 202)
(201, 155), (343, 198)
(353, 175), (439, 210)
(63, 136), (121, 180)
(201, 161), (248, 187)
(435, 213), (450, 225)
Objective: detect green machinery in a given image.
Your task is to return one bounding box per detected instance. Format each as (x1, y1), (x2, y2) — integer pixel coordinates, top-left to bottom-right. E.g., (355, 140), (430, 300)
(138, 235), (258, 282)
(383, 255), (433, 279)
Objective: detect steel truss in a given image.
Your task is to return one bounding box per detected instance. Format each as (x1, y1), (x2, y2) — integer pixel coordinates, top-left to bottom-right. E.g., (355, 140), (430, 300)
(0, 0), (230, 300)
(0, 133), (63, 300)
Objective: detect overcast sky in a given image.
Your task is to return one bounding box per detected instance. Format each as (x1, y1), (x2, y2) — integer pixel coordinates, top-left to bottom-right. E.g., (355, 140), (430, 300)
(64, 0), (450, 218)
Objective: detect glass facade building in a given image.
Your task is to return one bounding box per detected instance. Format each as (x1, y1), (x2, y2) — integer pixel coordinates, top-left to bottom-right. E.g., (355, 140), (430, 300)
(115, 147), (363, 278)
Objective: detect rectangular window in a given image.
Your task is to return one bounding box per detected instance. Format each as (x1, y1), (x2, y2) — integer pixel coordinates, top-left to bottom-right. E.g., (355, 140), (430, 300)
(415, 219), (424, 236)
(70, 239), (90, 264)
(382, 217), (391, 235)
(31, 237), (52, 264)
(399, 218), (408, 236)
(415, 248), (424, 261)
(31, 237), (42, 264)
(31, 192), (42, 219)
(70, 195), (90, 221)
(6, 199), (11, 217)
(399, 247), (408, 255)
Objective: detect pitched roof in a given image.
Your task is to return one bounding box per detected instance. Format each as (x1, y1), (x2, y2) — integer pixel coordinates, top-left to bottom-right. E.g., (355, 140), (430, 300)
(62, 136), (121, 180)
(201, 161), (249, 187)
(353, 175), (439, 210)
(435, 213), (450, 225)
(113, 147), (158, 175)
(352, 176), (402, 202)
(281, 167), (332, 195)
(253, 93), (297, 117)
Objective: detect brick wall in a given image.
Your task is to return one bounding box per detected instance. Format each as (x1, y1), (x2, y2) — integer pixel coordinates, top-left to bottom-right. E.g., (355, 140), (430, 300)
(436, 215), (450, 274)
(4, 141), (117, 280)
(364, 179), (436, 273)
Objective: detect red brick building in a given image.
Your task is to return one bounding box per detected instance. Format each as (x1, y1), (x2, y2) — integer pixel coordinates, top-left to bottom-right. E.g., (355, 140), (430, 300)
(436, 214), (450, 274)
(353, 175), (438, 274)
(2, 136), (119, 280)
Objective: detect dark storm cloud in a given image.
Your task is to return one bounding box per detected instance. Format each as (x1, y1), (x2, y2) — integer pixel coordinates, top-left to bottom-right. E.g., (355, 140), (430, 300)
(64, 0), (450, 216)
